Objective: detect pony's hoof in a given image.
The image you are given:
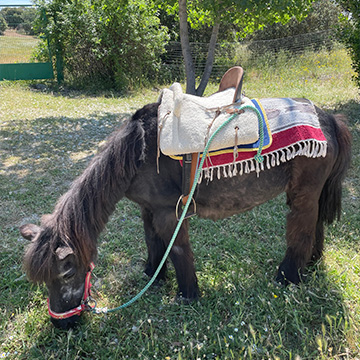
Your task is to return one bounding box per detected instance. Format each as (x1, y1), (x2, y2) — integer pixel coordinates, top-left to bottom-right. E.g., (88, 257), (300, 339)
(276, 256), (303, 286)
(176, 288), (199, 304)
(143, 272), (165, 287)
(176, 294), (198, 305)
(275, 268), (301, 286)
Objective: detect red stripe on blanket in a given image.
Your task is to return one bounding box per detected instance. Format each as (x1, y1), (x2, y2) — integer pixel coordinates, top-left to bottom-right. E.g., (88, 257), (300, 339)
(202, 125), (327, 168)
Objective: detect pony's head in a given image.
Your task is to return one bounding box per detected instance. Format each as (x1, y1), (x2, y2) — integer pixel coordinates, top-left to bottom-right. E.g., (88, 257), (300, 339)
(20, 216), (96, 330)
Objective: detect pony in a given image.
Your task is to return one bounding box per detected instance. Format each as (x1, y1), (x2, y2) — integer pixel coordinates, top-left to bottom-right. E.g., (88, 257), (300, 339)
(20, 95), (351, 329)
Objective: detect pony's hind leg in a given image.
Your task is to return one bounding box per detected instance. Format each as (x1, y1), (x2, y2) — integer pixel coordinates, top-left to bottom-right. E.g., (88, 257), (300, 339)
(276, 203), (318, 285)
(141, 207), (167, 282)
(311, 220), (325, 263)
(277, 158), (331, 285)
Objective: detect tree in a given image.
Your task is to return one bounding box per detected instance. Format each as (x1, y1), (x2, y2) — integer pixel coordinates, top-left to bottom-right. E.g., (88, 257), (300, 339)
(167, 0), (316, 95)
(247, 0), (341, 55)
(20, 7), (37, 35)
(1, 7), (23, 29)
(249, 0), (341, 41)
(0, 13), (7, 35)
(337, 0), (360, 88)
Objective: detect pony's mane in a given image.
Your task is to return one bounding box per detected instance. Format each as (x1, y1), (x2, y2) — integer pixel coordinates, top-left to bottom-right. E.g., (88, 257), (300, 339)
(23, 104), (157, 283)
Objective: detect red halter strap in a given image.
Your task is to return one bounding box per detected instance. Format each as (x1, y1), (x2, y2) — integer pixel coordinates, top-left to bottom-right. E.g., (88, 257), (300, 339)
(47, 262), (95, 320)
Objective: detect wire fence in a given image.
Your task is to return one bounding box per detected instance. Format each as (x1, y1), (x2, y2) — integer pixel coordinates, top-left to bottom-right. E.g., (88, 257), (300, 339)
(162, 30), (338, 82)
(0, 12), (339, 82)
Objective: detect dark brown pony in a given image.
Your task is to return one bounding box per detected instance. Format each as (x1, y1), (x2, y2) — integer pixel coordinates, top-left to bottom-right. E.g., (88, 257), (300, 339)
(20, 100), (351, 329)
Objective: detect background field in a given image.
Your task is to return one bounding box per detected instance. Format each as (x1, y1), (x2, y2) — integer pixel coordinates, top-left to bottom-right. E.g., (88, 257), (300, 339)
(0, 45), (359, 359)
(0, 29), (39, 64)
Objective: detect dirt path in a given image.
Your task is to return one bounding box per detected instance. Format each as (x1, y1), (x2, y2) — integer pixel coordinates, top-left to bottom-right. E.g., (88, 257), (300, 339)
(4, 28), (36, 38)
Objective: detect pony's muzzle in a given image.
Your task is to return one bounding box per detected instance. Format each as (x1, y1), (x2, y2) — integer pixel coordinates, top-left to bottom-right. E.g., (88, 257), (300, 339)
(51, 314), (80, 330)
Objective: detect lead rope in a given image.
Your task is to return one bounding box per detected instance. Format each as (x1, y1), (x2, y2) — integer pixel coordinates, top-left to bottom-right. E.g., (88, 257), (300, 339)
(90, 104), (264, 314)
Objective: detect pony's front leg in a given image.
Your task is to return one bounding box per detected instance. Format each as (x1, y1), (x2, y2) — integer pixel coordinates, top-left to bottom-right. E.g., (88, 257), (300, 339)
(141, 207), (167, 283)
(153, 209), (199, 301)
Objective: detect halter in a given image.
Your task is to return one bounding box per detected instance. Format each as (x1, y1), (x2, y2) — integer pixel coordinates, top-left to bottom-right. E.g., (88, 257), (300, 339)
(47, 262), (96, 320)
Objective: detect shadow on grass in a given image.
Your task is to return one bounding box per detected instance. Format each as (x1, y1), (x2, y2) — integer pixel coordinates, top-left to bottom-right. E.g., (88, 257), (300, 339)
(0, 112), (131, 215)
(0, 98), (359, 358)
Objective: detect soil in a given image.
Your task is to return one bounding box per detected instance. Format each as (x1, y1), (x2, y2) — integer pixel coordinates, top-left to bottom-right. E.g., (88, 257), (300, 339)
(4, 28), (35, 38)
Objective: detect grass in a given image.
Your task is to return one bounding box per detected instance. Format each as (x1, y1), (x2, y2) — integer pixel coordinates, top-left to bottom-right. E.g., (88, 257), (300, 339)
(0, 30), (39, 64)
(0, 46), (359, 359)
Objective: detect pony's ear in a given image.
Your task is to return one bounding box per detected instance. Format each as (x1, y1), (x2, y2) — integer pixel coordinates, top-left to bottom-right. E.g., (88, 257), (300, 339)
(56, 246), (74, 260)
(19, 224), (41, 241)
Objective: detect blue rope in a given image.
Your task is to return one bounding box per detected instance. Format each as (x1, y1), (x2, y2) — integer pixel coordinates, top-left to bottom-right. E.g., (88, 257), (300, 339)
(91, 104), (263, 314)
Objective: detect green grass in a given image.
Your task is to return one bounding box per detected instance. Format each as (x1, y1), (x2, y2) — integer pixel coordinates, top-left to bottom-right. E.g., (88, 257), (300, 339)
(0, 31), (39, 64)
(0, 46), (359, 359)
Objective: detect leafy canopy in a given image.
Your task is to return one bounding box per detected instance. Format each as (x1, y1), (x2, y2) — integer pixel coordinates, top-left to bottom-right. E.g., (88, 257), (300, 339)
(161, 0), (315, 37)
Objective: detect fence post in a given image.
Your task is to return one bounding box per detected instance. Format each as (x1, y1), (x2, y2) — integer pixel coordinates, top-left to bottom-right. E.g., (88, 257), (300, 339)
(55, 43), (64, 84)
(52, 11), (64, 85)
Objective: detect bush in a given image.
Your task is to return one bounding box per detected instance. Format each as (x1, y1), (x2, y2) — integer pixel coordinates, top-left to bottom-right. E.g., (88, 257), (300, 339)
(0, 13), (7, 35)
(35, 0), (169, 91)
(20, 7), (37, 35)
(337, 0), (360, 87)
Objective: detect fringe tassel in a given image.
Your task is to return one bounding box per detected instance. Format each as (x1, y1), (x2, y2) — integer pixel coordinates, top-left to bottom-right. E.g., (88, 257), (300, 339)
(201, 140), (327, 183)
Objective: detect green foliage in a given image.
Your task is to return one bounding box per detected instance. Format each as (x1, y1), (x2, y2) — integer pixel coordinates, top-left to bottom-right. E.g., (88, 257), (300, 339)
(160, 0), (316, 41)
(249, 0), (341, 41)
(34, 0), (169, 90)
(0, 13), (7, 35)
(244, 1), (341, 60)
(0, 7), (38, 35)
(337, 0), (360, 88)
(19, 8), (37, 35)
(1, 7), (23, 29)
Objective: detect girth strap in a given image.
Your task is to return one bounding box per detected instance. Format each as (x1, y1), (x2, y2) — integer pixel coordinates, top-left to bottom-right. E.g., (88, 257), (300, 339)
(181, 153), (198, 207)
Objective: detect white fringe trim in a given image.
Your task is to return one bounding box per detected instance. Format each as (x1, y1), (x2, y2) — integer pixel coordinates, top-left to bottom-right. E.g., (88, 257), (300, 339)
(198, 140), (327, 184)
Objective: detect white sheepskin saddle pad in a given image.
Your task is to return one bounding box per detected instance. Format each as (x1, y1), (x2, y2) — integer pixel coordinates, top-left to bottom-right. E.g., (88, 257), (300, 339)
(158, 83), (260, 156)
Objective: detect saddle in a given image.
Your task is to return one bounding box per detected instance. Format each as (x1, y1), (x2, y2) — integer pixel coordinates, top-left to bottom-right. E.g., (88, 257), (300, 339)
(157, 66), (249, 211)
(183, 67), (245, 208)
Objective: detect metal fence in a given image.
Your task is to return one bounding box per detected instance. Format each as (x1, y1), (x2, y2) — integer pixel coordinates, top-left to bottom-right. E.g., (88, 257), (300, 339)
(163, 30), (336, 81)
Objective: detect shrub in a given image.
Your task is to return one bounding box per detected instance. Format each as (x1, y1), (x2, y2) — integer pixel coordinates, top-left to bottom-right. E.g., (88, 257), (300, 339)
(35, 0), (169, 91)
(337, 0), (360, 87)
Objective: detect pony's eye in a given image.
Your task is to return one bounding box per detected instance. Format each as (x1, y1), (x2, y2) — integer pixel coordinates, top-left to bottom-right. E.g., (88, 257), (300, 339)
(62, 266), (76, 280)
(62, 262), (76, 280)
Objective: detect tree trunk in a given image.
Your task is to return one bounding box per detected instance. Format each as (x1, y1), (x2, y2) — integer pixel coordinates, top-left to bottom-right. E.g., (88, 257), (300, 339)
(179, 0), (196, 94)
(195, 22), (220, 96)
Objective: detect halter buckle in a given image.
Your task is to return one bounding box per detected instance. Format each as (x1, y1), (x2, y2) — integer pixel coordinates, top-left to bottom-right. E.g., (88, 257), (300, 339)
(84, 296), (97, 310)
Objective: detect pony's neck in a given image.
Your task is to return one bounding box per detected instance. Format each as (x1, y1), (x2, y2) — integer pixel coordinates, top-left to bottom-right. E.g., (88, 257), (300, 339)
(51, 118), (146, 263)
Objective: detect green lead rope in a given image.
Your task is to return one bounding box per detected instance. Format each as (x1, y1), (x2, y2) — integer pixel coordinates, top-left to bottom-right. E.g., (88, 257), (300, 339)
(91, 104), (264, 314)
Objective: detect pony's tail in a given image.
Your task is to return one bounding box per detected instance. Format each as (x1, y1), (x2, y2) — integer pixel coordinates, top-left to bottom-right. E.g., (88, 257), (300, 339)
(319, 114), (352, 224)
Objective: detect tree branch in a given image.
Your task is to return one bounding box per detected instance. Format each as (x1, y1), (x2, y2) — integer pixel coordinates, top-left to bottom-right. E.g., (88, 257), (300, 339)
(195, 22), (220, 96)
(179, 0), (196, 94)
